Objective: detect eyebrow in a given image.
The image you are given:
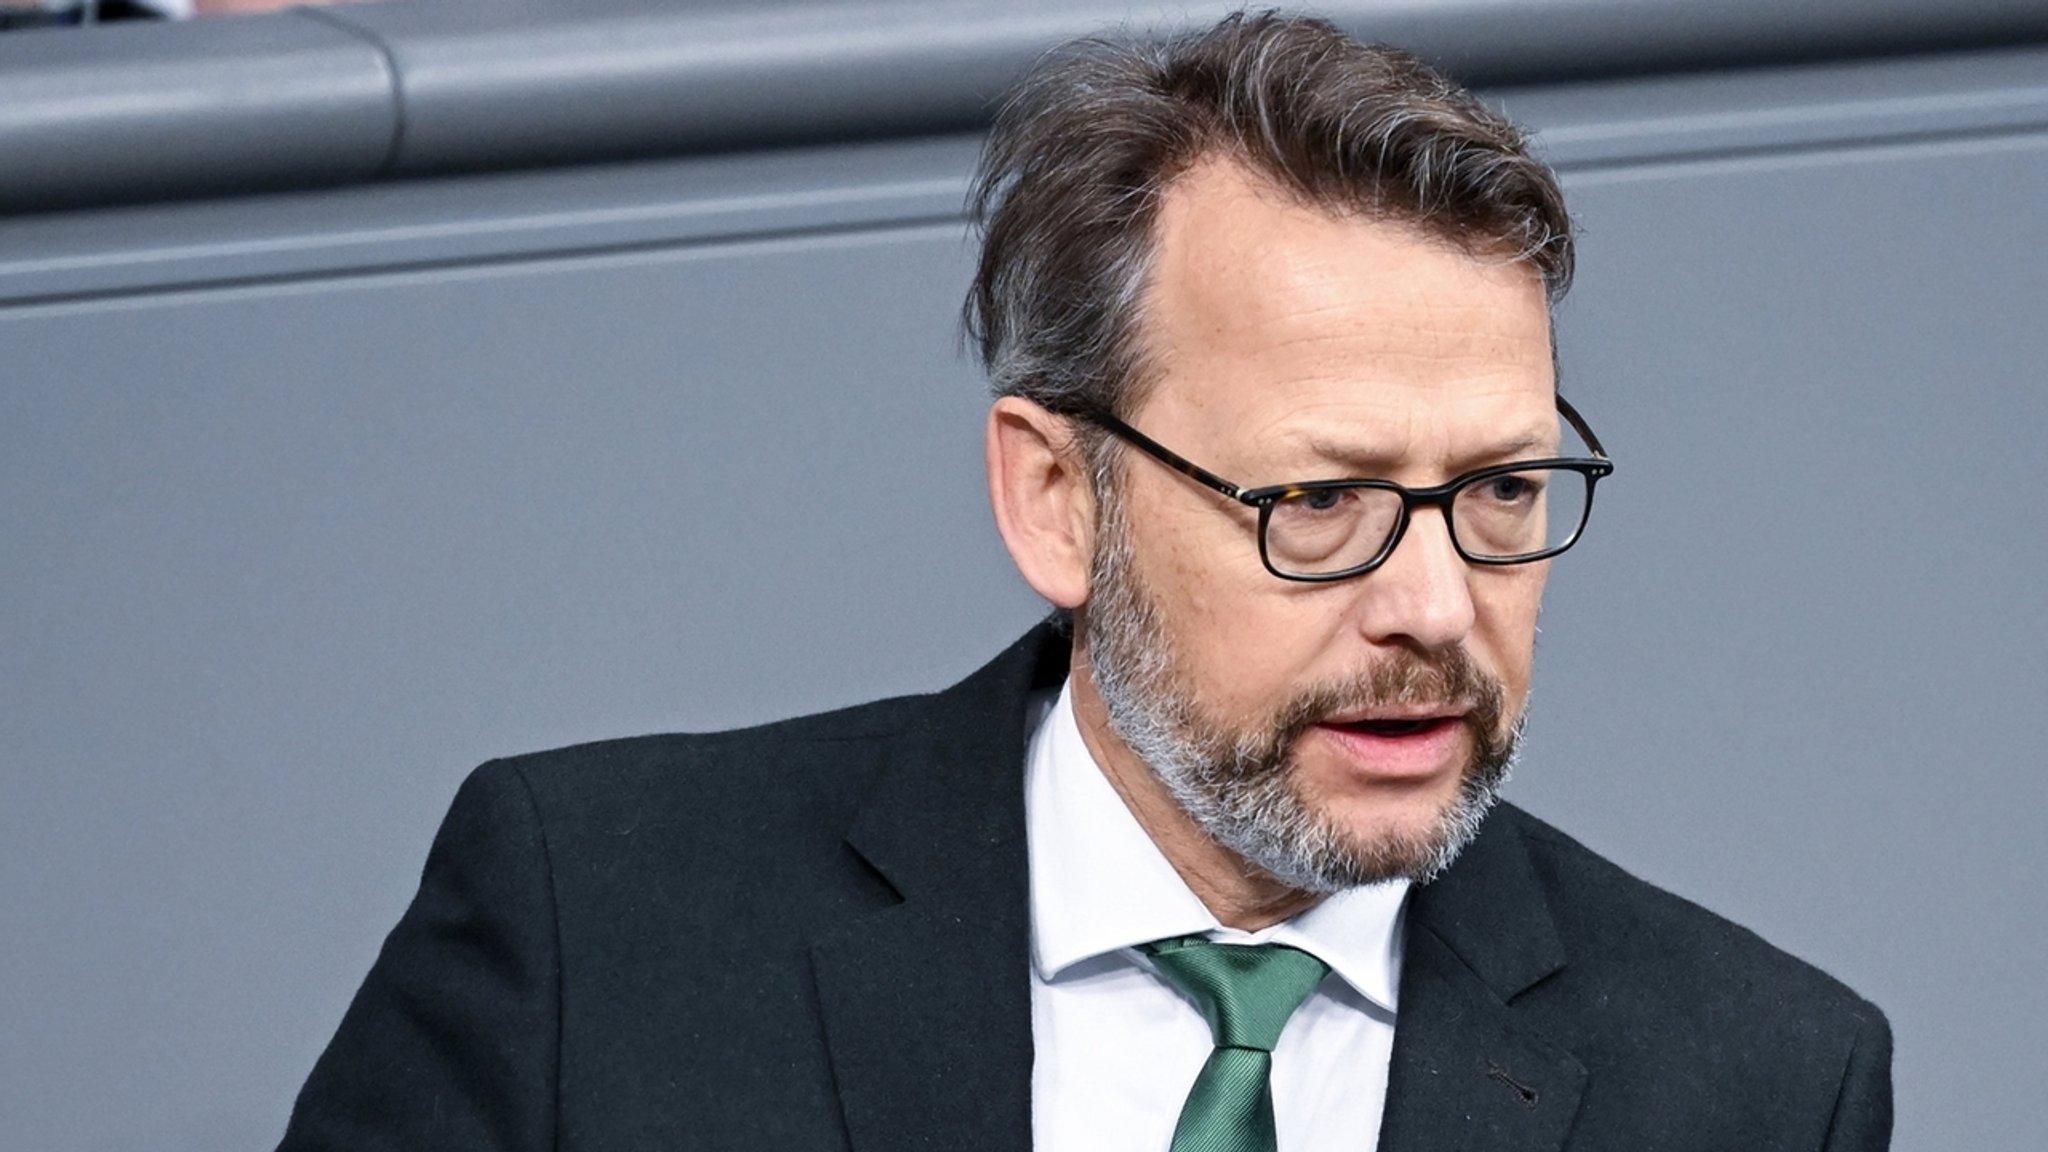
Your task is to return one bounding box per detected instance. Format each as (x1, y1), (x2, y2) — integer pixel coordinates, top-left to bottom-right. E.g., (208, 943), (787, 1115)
(1296, 428), (1559, 478)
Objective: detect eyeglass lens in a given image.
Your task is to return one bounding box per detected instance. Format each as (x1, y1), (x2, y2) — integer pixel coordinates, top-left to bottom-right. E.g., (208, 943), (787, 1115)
(1262, 467), (1593, 577)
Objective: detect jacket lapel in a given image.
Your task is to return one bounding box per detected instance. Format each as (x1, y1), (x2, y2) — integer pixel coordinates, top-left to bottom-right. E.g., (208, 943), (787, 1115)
(1376, 808), (1588, 1152)
(808, 628), (1066, 1152)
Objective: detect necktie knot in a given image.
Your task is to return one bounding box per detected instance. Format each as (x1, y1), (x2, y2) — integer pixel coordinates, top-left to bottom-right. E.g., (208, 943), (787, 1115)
(1143, 937), (1330, 1053)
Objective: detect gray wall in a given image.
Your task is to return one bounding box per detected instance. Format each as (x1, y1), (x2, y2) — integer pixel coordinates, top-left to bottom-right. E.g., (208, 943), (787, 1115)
(3, 12), (2044, 1152)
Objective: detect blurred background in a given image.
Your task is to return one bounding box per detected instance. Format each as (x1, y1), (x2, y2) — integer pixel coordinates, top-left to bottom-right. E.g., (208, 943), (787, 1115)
(2, 2), (2044, 1149)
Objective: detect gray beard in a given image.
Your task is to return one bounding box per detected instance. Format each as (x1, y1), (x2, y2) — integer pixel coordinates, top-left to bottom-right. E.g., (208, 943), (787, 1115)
(1081, 496), (1522, 893)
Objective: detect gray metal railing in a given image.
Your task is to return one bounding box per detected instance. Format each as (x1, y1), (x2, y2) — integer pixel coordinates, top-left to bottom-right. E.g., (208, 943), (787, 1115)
(4, 0), (2048, 213)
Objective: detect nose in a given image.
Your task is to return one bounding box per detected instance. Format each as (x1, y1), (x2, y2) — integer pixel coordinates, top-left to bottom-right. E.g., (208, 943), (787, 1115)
(1352, 505), (1476, 652)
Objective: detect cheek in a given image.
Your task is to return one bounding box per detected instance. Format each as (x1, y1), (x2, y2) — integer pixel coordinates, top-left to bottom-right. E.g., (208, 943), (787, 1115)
(1181, 593), (1370, 729)
(1144, 528), (1317, 710)
(1471, 569), (1546, 699)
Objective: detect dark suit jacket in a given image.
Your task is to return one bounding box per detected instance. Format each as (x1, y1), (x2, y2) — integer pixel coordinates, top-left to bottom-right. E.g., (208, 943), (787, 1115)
(280, 627), (1891, 1151)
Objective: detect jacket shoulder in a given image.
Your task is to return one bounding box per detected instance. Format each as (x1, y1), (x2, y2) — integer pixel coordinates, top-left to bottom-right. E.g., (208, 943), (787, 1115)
(482, 687), (936, 798)
(504, 687), (940, 766)
(1487, 805), (1891, 1144)
(1504, 804), (1881, 1020)
(471, 623), (1063, 826)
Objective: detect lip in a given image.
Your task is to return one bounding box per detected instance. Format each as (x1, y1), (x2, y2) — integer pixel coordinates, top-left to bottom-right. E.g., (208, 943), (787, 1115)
(1310, 714), (1469, 781)
(1320, 706), (1469, 724)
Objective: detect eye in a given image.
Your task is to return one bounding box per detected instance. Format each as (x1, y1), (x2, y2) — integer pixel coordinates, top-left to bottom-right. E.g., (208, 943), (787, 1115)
(1475, 473), (1544, 504)
(1487, 476), (1531, 501)
(1298, 487), (1347, 511)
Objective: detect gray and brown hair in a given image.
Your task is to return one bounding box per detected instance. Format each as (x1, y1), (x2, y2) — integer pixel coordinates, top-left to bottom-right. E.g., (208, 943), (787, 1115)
(964, 10), (1573, 425)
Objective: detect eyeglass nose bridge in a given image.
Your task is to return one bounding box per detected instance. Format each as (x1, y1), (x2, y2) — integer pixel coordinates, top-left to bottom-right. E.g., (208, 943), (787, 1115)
(1386, 483), (1470, 571)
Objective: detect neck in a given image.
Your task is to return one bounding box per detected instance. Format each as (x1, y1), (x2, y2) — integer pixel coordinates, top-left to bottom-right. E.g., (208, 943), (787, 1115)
(1066, 657), (1321, 933)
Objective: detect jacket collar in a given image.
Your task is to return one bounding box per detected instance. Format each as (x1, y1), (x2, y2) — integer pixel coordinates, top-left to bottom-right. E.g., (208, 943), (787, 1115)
(808, 625), (1062, 1152)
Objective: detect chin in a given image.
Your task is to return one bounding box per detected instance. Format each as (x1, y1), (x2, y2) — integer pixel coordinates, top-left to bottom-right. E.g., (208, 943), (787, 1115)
(1328, 792), (1466, 858)
(1272, 746), (1508, 890)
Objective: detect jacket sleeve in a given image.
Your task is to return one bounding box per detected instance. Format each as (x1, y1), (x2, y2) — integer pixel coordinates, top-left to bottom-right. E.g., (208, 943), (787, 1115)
(1820, 1002), (1894, 1151)
(277, 761), (562, 1152)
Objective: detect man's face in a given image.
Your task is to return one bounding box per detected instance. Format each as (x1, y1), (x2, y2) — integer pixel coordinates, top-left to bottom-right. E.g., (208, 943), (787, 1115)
(1079, 159), (1558, 889)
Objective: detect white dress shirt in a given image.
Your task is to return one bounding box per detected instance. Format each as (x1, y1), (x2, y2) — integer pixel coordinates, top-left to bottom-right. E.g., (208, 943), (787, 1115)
(1026, 681), (1412, 1152)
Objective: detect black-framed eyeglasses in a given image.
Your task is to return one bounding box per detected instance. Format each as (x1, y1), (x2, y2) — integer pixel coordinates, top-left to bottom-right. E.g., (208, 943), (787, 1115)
(1075, 396), (1615, 583)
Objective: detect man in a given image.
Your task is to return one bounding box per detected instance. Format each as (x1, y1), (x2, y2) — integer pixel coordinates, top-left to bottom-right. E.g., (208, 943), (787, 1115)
(280, 12), (1890, 1151)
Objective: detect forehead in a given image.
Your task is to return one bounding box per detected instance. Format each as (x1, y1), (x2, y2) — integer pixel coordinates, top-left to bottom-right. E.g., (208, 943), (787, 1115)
(1136, 157), (1556, 471)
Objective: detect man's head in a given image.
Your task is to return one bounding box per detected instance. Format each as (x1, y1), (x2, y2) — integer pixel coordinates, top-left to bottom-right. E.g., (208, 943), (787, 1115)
(975, 13), (1579, 904)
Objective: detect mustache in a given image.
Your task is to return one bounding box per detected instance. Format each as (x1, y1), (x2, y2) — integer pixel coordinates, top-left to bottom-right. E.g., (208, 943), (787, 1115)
(1230, 646), (1509, 770)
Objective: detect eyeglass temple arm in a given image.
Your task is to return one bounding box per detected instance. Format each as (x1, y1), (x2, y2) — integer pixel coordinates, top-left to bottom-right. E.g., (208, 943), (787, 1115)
(1556, 393), (1609, 459)
(1079, 407), (1254, 503)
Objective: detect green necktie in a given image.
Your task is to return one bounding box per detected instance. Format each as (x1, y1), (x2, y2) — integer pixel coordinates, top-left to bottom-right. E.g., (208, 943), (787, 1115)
(1142, 937), (1332, 1152)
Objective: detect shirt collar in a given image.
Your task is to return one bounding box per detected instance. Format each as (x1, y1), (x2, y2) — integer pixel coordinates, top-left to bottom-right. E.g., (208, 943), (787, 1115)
(1024, 681), (1410, 1013)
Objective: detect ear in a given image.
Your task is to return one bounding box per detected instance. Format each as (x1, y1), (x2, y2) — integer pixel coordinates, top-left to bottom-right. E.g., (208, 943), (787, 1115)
(985, 396), (1095, 610)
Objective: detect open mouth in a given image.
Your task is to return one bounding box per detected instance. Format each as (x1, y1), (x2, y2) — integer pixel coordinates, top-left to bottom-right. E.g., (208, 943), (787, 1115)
(1327, 716), (1460, 738)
